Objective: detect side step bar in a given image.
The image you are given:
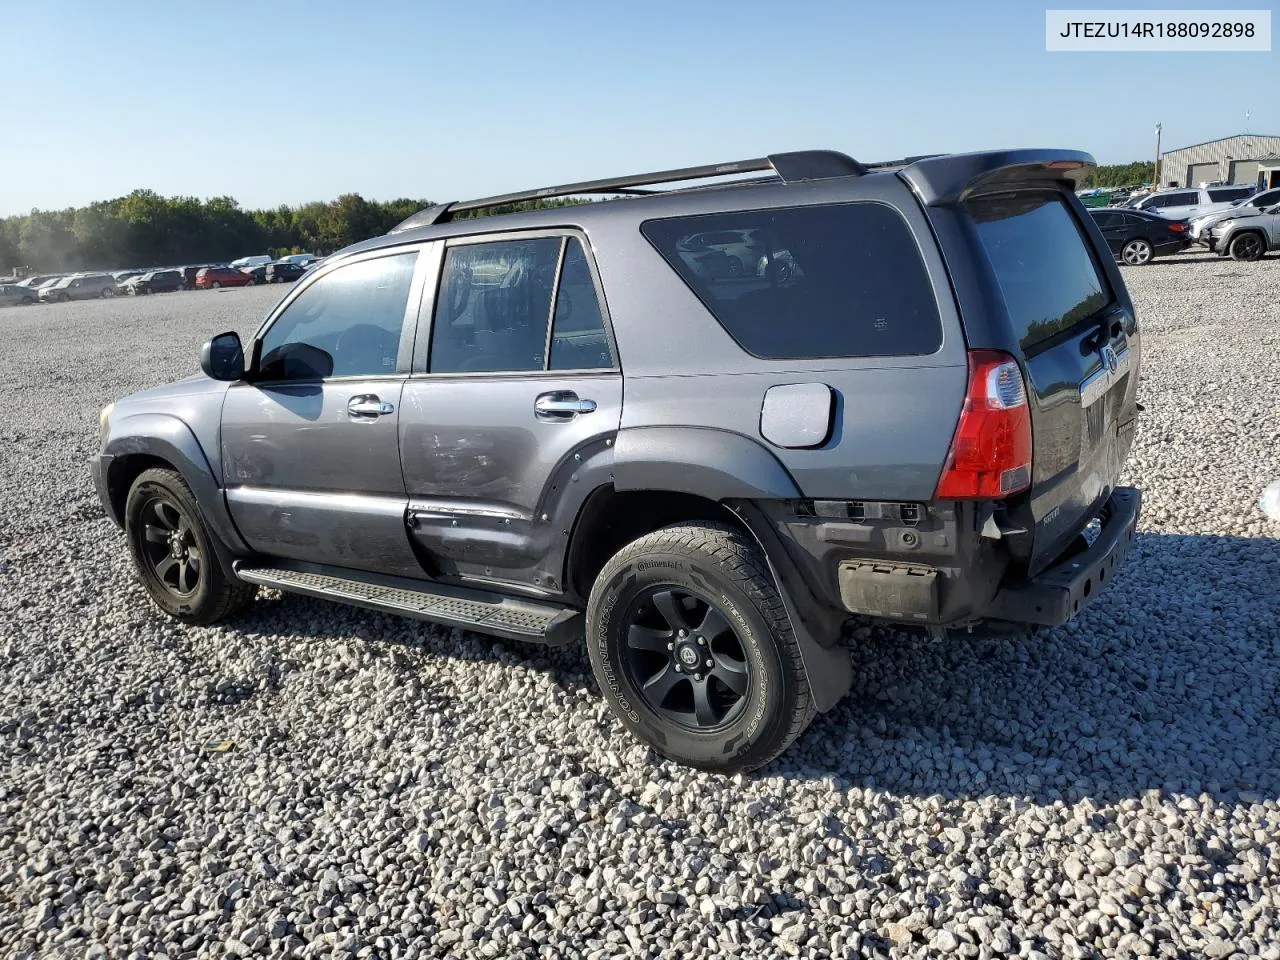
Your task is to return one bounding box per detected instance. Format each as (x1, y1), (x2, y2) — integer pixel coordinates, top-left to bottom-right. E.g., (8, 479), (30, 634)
(234, 563), (583, 646)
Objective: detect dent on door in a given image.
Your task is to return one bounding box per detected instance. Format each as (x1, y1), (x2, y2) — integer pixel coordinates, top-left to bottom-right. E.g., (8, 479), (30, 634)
(398, 375), (623, 587)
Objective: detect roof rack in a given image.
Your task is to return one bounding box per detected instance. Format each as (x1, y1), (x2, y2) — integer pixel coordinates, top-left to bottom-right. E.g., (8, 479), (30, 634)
(388, 150), (867, 232)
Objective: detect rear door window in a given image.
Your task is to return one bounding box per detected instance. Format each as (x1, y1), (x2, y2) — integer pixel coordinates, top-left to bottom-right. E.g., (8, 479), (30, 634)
(1209, 186), (1253, 202)
(641, 203), (942, 359)
(967, 193), (1109, 352)
(1153, 191), (1199, 208)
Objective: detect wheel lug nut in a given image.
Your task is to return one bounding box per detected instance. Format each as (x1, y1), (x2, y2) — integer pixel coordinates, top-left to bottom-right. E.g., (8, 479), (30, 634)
(705, 660), (713, 668)
(694, 673), (703, 681)
(674, 664), (682, 673)
(666, 642), (674, 650)
(678, 629), (687, 638)
(696, 636), (706, 645)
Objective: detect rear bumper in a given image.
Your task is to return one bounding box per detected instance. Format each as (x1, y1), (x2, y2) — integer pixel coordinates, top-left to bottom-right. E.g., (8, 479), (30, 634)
(984, 486), (1141, 626)
(757, 486), (1141, 630)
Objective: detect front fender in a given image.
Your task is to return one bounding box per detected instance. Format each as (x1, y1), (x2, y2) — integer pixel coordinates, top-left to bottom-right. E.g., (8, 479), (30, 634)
(100, 413), (249, 556)
(612, 426), (801, 500)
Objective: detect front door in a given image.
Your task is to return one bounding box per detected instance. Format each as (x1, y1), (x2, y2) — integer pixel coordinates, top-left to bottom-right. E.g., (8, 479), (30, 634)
(399, 232), (622, 593)
(221, 248), (427, 577)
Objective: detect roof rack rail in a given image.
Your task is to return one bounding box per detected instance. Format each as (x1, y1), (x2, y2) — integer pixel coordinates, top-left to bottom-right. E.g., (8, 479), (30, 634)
(388, 150), (866, 232)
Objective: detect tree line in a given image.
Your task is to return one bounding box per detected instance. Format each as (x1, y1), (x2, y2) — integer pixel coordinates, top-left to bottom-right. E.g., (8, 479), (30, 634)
(0, 191), (588, 274)
(1082, 162), (1156, 190)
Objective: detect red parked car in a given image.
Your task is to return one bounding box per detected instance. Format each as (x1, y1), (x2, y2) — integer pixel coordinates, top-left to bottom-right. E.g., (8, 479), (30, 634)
(195, 267), (253, 289)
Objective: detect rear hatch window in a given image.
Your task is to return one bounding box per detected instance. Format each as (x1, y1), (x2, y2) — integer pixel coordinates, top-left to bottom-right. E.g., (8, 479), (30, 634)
(642, 203), (942, 359)
(967, 193), (1110, 353)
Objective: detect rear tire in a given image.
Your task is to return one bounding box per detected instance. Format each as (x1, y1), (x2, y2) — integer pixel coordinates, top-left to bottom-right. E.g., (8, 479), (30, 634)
(211, 281), (222, 288)
(124, 467), (256, 625)
(1120, 238), (1153, 265)
(1228, 232), (1265, 262)
(586, 522), (815, 772)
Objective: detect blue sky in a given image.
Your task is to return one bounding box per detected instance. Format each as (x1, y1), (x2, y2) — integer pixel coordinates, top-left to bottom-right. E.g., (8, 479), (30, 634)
(1, 0), (1275, 216)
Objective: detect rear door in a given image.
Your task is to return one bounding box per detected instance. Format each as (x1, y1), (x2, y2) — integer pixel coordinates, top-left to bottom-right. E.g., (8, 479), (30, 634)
(399, 231), (622, 592)
(964, 191), (1139, 572)
(1089, 211), (1124, 254)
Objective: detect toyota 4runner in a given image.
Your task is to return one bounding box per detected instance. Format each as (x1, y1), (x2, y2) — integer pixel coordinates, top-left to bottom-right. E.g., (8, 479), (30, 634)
(94, 149), (1142, 771)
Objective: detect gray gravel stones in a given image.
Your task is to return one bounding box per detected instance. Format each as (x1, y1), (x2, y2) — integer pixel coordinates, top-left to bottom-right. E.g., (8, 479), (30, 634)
(2, 260), (1280, 959)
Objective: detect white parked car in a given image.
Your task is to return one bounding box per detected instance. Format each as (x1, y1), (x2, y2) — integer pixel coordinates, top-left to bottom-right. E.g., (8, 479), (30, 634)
(276, 253), (318, 268)
(1130, 184), (1255, 220)
(1188, 187), (1280, 247)
(228, 255), (273, 269)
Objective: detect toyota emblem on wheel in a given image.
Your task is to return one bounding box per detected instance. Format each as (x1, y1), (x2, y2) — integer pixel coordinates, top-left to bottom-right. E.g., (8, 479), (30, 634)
(679, 646), (699, 666)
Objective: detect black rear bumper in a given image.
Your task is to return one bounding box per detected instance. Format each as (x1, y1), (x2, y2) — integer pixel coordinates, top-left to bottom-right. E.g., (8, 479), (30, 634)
(984, 486), (1141, 626)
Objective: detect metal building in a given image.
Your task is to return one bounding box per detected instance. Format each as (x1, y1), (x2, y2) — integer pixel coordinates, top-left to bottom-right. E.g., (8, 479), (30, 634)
(1159, 134), (1280, 189)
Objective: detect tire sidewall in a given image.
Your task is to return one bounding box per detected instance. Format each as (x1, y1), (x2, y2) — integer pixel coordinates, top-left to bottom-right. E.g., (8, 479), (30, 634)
(124, 475), (217, 621)
(587, 545), (796, 771)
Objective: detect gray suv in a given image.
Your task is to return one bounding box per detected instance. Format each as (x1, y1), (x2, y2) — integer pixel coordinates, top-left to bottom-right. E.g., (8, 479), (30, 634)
(93, 149), (1143, 771)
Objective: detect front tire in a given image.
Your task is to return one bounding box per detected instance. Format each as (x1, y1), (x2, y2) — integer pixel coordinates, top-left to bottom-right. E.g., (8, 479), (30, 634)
(1228, 232), (1265, 262)
(211, 281), (222, 288)
(125, 467), (256, 625)
(586, 522), (815, 772)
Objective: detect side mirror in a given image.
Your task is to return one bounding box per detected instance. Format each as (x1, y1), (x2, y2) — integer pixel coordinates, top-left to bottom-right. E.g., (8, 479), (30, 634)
(201, 331), (245, 381)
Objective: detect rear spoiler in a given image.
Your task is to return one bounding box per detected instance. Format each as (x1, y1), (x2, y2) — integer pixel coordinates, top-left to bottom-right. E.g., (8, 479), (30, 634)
(898, 149), (1095, 206)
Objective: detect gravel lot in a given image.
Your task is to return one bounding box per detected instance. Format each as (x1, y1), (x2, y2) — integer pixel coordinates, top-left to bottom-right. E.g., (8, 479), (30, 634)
(3, 256), (1279, 960)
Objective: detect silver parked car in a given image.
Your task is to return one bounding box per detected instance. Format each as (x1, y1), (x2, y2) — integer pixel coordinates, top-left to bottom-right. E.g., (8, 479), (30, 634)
(1189, 187), (1280, 248)
(38, 273), (119, 302)
(0, 284), (39, 306)
(1210, 205), (1280, 261)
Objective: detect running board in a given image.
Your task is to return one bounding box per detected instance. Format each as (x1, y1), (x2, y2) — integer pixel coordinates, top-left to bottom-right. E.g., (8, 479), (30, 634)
(234, 563), (582, 646)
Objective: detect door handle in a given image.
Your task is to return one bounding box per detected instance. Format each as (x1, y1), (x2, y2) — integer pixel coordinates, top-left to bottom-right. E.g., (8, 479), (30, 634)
(347, 395), (394, 418)
(535, 391), (597, 419)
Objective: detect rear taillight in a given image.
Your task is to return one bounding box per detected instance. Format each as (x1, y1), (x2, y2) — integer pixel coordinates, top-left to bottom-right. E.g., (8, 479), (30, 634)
(934, 350), (1033, 500)
(1167, 222), (1187, 232)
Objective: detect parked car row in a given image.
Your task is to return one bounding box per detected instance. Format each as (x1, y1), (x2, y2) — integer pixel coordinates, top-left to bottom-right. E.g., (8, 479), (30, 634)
(0, 254), (321, 306)
(1089, 191), (1280, 265)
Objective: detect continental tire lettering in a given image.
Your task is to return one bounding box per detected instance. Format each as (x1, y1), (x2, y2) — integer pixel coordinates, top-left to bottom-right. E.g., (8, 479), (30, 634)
(597, 586), (640, 722)
(637, 559), (682, 571)
(718, 591), (770, 749)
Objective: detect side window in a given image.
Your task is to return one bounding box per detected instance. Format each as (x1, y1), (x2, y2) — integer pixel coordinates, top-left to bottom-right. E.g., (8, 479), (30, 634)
(258, 252), (417, 381)
(643, 203), (943, 360)
(429, 238), (562, 374)
(1090, 212), (1117, 228)
(550, 238), (612, 370)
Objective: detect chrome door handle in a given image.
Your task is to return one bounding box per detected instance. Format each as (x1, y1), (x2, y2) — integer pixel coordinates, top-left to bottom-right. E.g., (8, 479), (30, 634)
(347, 395), (394, 418)
(535, 391), (597, 419)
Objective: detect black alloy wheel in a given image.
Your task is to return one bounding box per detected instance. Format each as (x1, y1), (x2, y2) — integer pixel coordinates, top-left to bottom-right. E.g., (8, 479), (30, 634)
(137, 496), (202, 597)
(622, 587), (751, 730)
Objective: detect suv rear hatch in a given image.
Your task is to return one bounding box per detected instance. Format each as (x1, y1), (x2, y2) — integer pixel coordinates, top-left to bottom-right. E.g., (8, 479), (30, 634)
(902, 152), (1141, 574)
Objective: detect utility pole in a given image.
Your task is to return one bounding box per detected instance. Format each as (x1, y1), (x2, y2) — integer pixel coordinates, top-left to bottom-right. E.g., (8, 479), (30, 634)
(1153, 123), (1162, 189)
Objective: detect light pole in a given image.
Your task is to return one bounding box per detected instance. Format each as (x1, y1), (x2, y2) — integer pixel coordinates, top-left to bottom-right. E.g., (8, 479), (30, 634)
(1153, 123), (1162, 188)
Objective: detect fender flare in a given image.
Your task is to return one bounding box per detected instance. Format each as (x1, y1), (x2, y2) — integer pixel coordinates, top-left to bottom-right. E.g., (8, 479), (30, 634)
(612, 426), (802, 500)
(103, 413), (250, 563)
